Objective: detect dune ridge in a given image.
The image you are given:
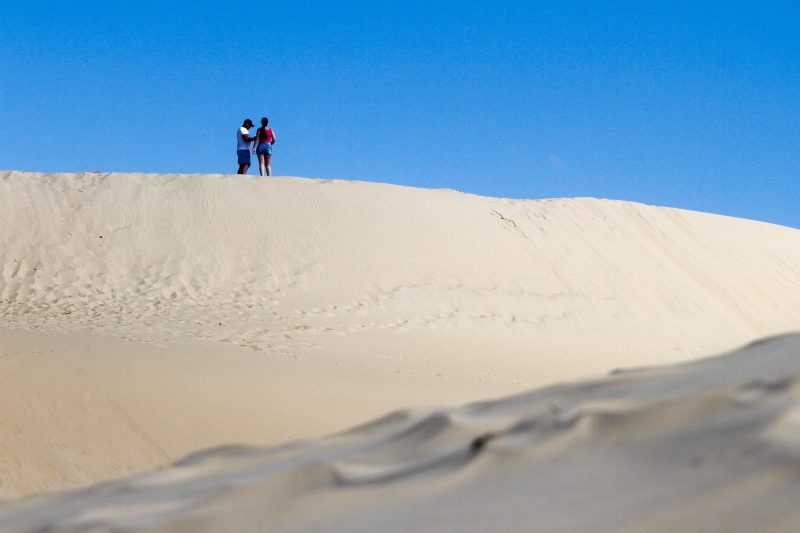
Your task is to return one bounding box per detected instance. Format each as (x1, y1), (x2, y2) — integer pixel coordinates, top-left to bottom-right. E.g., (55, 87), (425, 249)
(3, 171), (800, 500)
(4, 171), (800, 365)
(3, 335), (800, 531)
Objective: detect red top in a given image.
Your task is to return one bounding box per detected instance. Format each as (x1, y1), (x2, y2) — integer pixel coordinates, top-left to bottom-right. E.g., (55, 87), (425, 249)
(257, 127), (274, 144)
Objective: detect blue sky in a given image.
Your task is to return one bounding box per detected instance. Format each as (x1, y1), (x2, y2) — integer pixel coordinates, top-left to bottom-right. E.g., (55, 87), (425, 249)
(2, 1), (799, 227)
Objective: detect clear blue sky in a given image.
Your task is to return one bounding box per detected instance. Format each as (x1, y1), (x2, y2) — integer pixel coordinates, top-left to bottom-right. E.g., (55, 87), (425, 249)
(2, 1), (799, 227)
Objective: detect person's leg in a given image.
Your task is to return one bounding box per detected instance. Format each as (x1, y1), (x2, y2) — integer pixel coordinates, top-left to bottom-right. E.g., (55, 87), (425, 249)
(258, 154), (266, 176)
(237, 150), (251, 174)
(265, 156), (272, 176)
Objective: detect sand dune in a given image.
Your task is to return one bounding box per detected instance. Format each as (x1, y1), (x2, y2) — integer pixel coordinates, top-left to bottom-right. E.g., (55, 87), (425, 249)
(3, 335), (800, 531)
(2, 170), (800, 502)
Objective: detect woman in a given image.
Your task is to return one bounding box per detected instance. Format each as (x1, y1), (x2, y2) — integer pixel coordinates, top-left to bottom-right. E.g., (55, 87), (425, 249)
(253, 117), (277, 176)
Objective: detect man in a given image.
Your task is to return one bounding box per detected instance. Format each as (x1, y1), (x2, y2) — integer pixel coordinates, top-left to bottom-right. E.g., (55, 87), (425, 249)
(236, 119), (256, 174)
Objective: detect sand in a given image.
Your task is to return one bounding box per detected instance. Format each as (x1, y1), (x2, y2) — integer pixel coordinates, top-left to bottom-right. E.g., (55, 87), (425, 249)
(4, 335), (800, 531)
(2, 170), (800, 529)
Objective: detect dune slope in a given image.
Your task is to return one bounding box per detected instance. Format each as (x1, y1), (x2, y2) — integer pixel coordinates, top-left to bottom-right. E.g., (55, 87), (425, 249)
(3, 335), (800, 531)
(2, 170), (800, 498)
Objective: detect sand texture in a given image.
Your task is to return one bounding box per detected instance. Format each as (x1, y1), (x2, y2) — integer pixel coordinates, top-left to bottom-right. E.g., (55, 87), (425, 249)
(3, 335), (800, 531)
(2, 170), (800, 518)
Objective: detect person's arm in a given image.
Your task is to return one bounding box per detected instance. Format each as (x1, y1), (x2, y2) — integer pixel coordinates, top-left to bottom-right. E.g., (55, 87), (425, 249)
(270, 129), (277, 145)
(240, 128), (255, 144)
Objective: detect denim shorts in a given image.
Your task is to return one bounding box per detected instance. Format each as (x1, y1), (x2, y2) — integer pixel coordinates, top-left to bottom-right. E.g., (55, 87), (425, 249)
(237, 149), (251, 165)
(256, 143), (273, 156)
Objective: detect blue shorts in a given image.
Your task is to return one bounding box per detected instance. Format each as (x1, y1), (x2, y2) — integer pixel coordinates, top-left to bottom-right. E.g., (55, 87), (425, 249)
(237, 149), (251, 165)
(256, 143), (273, 156)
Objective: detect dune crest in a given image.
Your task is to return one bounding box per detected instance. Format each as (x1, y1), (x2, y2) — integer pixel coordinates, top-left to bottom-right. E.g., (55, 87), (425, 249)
(2, 171), (800, 499)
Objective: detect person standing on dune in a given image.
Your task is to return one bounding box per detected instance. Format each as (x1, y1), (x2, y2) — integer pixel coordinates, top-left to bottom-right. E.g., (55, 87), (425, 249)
(253, 117), (277, 176)
(236, 119), (256, 174)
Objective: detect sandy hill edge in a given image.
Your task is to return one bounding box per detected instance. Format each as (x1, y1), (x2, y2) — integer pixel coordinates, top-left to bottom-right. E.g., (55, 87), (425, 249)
(2, 334), (800, 532)
(2, 170), (800, 500)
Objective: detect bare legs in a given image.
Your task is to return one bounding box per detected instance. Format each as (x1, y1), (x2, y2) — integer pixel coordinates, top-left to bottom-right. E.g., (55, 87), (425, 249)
(237, 163), (250, 174)
(257, 154), (272, 176)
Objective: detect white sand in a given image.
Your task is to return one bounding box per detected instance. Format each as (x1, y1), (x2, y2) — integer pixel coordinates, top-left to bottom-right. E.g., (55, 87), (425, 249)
(2, 170), (800, 526)
(3, 335), (800, 531)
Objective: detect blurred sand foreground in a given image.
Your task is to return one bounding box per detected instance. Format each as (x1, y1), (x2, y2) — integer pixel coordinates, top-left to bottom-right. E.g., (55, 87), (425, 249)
(2, 171), (800, 530)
